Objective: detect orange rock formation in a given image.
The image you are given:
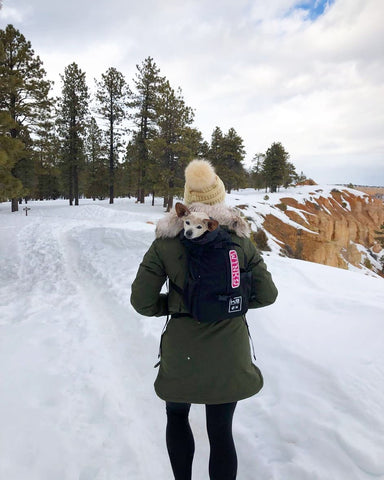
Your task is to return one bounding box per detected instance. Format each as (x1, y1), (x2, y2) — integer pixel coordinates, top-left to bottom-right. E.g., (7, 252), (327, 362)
(262, 190), (384, 269)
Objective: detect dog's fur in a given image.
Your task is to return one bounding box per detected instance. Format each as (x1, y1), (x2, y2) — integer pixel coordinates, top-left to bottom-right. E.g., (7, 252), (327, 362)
(156, 202), (251, 239)
(175, 202), (219, 240)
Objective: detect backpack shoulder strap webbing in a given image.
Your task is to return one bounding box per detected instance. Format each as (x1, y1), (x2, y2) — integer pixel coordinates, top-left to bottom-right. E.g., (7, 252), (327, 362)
(169, 279), (183, 295)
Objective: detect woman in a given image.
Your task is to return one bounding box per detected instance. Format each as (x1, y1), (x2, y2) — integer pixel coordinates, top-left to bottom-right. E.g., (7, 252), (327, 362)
(131, 159), (278, 480)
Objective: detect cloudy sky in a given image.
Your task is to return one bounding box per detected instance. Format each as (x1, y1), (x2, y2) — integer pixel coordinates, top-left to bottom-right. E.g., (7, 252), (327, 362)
(1, 0), (384, 185)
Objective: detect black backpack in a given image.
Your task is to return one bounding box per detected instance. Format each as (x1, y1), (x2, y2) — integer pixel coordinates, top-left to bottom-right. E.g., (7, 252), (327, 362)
(171, 227), (252, 323)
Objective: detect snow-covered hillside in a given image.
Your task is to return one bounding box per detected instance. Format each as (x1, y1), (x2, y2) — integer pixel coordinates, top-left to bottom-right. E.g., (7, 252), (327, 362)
(1, 192), (384, 480)
(226, 185), (384, 276)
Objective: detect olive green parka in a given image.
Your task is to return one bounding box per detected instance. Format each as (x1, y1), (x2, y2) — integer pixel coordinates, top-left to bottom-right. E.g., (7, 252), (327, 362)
(131, 202), (278, 404)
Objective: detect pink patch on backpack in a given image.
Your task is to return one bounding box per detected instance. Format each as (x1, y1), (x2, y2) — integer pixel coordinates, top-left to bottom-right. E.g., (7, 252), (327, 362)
(229, 250), (240, 288)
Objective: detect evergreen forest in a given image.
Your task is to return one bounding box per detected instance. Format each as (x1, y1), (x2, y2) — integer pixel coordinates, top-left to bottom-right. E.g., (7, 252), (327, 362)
(0, 24), (306, 212)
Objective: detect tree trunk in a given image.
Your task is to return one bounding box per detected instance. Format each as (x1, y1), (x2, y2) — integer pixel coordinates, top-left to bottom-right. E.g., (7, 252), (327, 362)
(139, 154), (146, 203)
(109, 111), (114, 204)
(138, 168), (145, 203)
(74, 164), (79, 206)
(69, 164), (73, 206)
(11, 198), (19, 212)
(166, 195), (174, 212)
(137, 164), (143, 203)
(152, 190), (155, 206)
(9, 94), (20, 213)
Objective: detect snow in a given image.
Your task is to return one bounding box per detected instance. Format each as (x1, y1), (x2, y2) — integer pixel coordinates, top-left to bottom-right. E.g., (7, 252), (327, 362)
(229, 186), (383, 274)
(1, 191), (384, 480)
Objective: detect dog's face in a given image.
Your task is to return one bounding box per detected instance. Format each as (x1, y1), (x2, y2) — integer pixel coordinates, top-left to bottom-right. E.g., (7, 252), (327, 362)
(175, 202), (219, 240)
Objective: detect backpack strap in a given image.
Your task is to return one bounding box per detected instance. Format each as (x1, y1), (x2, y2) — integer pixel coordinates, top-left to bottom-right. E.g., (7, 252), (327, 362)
(169, 279), (184, 295)
(231, 240), (264, 271)
(230, 241), (249, 272)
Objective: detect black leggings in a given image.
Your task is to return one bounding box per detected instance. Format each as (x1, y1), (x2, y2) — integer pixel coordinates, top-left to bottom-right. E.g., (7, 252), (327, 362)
(166, 401), (237, 480)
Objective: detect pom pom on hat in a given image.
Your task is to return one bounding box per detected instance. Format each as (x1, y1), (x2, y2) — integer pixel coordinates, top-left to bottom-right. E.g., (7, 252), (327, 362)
(184, 159), (226, 205)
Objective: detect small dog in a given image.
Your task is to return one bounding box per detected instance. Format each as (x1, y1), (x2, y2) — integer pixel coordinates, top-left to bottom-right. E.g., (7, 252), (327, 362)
(175, 202), (219, 240)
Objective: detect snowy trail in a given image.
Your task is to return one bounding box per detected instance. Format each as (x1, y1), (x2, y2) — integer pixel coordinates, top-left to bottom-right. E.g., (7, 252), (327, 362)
(1, 196), (384, 480)
(1, 212), (170, 479)
(59, 224), (213, 480)
(57, 227), (168, 480)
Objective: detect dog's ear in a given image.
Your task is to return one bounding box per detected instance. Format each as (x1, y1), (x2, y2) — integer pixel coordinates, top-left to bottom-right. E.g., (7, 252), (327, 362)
(203, 218), (219, 231)
(175, 202), (191, 218)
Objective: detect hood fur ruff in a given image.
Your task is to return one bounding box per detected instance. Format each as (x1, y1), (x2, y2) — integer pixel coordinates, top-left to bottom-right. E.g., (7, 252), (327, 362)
(155, 202), (251, 239)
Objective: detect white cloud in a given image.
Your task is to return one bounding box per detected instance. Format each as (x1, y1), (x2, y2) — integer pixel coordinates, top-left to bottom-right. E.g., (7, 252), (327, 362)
(0, 4), (27, 22)
(1, 0), (383, 184)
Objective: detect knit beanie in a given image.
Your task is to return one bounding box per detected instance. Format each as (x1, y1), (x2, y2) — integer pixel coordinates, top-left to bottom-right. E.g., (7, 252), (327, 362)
(183, 159), (226, 205)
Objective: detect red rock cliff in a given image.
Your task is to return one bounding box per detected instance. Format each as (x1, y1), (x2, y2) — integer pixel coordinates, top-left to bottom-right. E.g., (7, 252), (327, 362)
(262, 189), (384, 270)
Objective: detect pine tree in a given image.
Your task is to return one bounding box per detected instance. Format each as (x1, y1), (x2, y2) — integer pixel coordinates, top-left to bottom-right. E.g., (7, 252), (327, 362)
(263, 142), (290, 193)
(33, 104), (61, 200)
(208, 127), (246, 193)
(57, 62), (89, 206)
(95, 67), (129, 204)
(0, 24), (52, 210)
(122, 138), (142, 198)
(218, 128), (246, 193)
(83, 117), (108, 200)
(129, 57), (165, 203)
(0, 111), (24, 201)
(251, 153), (265, 190)
(208, 127), (224, 165)
(297, 171), (307, 184)
(150, 81), (195, 211)
(283, 161), (299, 188)
(182, 127), (208, 159)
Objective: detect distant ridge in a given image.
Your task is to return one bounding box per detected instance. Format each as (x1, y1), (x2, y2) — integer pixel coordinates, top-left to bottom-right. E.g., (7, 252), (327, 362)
(351, 186), (384, 198)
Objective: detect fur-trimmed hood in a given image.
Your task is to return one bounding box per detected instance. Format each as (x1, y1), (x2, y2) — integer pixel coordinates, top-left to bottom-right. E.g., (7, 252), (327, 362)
(155, 202), (251, 239)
